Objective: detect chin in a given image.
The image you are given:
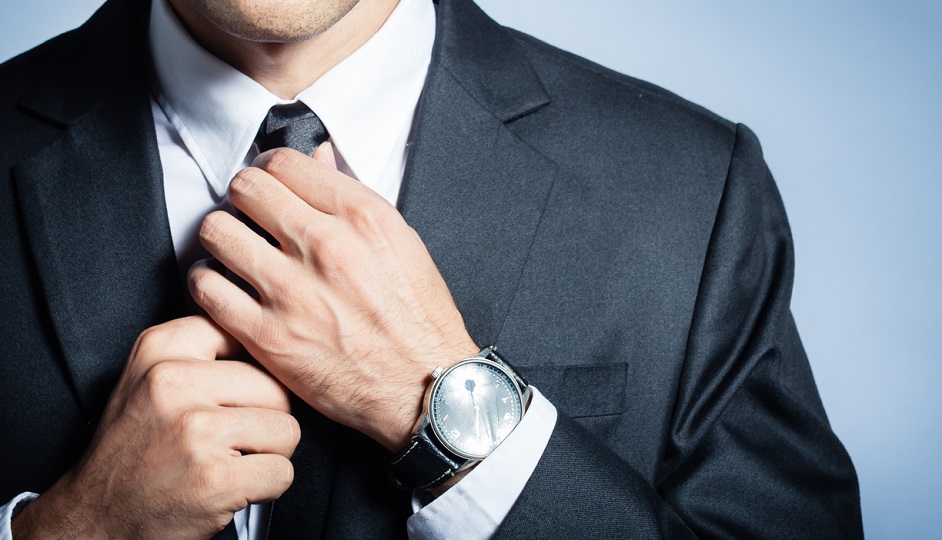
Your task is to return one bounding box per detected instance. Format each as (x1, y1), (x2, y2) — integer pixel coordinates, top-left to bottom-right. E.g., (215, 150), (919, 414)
(185, 0), (360, 44)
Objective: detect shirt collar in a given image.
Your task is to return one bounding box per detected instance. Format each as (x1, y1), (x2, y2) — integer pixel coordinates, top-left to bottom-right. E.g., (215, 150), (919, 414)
(149, 0), (436, 198)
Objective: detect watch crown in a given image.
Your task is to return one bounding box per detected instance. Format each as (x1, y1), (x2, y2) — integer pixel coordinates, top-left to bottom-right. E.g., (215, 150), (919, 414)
(430, 366), (444, 380)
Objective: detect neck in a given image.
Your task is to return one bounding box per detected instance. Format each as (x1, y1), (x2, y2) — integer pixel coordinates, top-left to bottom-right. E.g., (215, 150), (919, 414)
(169, 0), (399, 99)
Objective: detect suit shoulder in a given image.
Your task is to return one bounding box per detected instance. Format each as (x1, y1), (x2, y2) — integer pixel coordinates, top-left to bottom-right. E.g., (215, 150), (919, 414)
(508, 28), (736, 145)
(500, 29), (756, 247)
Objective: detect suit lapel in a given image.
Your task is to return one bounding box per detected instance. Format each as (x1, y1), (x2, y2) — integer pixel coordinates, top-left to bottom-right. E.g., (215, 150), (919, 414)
(13, 0), (186, 417)
(397, 0), (557, 347)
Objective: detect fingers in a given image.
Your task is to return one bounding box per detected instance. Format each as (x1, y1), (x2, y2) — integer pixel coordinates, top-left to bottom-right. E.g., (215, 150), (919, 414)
(216, 406), (300, 458)
(128, 316), (243, 376)
(188, 259), (265, 336)
(210, 361), (291, 412)
(232, 453), (295, 504)
(149, 360), (291, 412)
(225, 165), (335, 251)
(312, 140), (337, 168)
(197, 210), (287, 296)
(251, 147), (388, 218)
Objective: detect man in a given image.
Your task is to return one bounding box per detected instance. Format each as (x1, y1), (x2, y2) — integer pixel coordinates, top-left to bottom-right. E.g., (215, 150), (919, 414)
(0, 0), (863, 537)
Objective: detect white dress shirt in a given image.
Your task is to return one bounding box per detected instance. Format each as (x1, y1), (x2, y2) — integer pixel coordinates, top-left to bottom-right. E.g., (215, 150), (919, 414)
(0, 0), (557, 538)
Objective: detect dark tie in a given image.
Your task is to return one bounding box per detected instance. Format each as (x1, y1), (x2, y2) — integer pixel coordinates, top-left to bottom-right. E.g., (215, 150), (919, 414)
(255, 102), (329, 155)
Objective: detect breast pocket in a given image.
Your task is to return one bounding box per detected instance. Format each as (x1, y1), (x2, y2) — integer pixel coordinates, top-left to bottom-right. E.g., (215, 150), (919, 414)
(520, 363), (627, 438)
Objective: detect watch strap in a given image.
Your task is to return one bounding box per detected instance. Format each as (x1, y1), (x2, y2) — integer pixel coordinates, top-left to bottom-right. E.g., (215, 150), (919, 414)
(484, 347), (529, 394)
(389, 423), (462, 490)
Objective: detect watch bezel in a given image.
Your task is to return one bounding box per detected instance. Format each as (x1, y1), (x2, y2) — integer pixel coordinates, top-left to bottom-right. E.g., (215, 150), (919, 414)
(426, 358), (526, 460)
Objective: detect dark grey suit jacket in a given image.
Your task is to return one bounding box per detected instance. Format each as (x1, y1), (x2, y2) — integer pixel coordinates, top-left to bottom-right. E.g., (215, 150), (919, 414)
(0, 0), (862, 537)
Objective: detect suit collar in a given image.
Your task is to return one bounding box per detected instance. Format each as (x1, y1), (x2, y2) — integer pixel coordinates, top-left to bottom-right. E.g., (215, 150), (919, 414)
(430, 0), (550, 122)
(18, 0), (151, 128)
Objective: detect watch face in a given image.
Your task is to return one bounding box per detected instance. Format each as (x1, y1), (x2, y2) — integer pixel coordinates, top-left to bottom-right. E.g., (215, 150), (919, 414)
(429, 359), (524, 459)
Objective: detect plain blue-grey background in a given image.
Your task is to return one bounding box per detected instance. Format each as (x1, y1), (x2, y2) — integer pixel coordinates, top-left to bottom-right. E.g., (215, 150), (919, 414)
(2, 1), (939, 537)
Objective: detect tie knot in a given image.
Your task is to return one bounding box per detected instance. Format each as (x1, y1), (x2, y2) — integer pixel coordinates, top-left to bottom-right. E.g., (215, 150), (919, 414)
(256, 102), (329, 156)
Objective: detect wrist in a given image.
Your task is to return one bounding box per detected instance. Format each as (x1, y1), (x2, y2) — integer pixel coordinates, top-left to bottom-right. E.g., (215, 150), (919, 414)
(11, 479), (99, 540)
(429, 465), (475, 497)
(375, 337), (479, 452)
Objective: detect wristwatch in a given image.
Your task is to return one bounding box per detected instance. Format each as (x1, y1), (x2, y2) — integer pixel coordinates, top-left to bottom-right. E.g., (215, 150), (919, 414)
(388, 346), (530, 491)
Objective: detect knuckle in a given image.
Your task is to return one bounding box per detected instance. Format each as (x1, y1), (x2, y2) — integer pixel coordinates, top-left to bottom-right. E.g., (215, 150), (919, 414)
(143, 361), (179, 400)
(141, 362), (194, 420)
(271, 456), (295, 492)
(199, 211), (230, 244)
(314, 235), (349, 271)
(280, 414), (302, 450)
(229, 168), (262, 198)
(199, 213), (220, 241)
(208, 512), (232, 533)
(187, 269), (212, 306)
(134, 326), (167, 359)
(347, 197), (389, 234)
(298, 218), (325, 249)
(268, 379), (294, 414)
(266, 147), (300, 177)
(179, 408), (213, 443)
(195, 459), (227, 496)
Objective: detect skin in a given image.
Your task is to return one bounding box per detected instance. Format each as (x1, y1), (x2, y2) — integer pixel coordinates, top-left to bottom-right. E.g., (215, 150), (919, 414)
(12, 317), (300, 539)
(191, 144), (478, 452)
(14, 2), (478, 536)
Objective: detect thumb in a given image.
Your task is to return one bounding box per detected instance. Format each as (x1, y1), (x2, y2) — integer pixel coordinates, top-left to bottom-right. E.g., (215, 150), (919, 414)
(312, 140), (337, 169)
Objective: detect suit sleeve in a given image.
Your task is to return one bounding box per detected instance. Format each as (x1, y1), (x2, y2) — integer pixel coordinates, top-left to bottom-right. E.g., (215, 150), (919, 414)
(495, 124), (863, 539)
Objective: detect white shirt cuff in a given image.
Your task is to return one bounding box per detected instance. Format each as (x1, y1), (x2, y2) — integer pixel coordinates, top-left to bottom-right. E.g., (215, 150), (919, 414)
(0, 492), (39, 540)
(406, 387), (557, 540)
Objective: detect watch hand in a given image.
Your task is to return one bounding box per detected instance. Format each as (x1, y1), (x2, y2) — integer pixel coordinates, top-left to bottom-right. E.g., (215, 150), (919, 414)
(481, 406), (493, 445)
(474, 404), (482, 439)
(466, 379), (483, 440)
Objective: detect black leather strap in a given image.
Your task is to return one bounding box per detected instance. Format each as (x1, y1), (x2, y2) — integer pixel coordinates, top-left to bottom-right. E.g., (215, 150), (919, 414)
(389, 424), (464, 490)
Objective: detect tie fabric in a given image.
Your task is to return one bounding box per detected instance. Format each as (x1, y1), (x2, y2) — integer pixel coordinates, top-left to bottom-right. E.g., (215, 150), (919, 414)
(255, 102), (329, 155)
